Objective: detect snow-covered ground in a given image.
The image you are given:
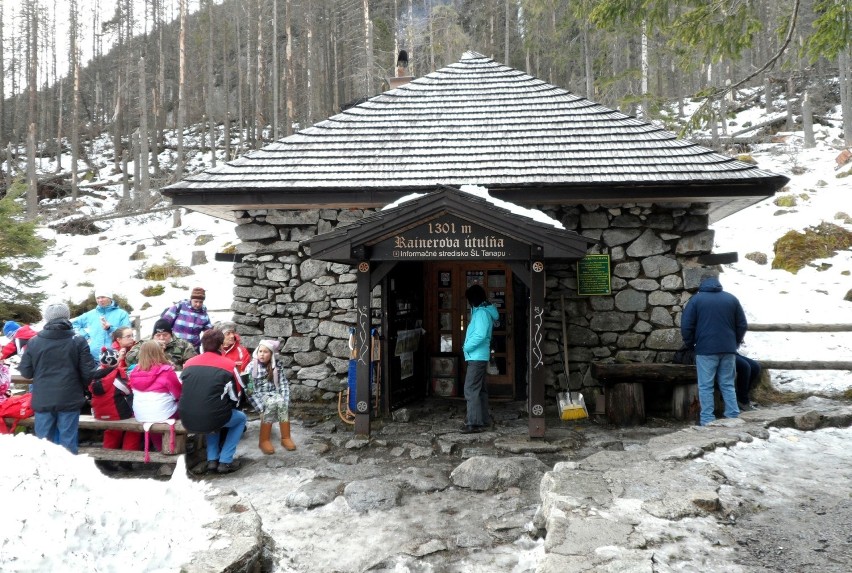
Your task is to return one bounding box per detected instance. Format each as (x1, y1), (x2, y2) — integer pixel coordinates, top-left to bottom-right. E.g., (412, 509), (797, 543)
(1, 94), (851, 571)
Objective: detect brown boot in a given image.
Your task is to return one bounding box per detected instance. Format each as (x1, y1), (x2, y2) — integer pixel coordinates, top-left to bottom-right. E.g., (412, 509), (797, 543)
(279, 422), (296, 451)
(258, 422), (275, 455)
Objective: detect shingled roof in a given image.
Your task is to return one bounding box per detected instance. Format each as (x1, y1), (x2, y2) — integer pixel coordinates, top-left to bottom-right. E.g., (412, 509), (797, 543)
(164, 51), (788, 222)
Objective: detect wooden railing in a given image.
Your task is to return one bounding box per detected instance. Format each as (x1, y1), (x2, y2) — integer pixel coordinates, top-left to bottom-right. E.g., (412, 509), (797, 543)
(747, 323), (852, 371)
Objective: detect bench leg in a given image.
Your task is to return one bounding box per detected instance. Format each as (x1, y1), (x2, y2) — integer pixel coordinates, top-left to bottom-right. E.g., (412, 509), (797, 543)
(672, 384), (699, 422)
(605, 382), (645, 426)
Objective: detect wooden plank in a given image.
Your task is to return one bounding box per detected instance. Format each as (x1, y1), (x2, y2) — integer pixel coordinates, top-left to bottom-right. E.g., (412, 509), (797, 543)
(591, 363), (697, 385)
(78, 447), (179, 464)
(759, 360), (852, 370)
(748, 324), (852, 332)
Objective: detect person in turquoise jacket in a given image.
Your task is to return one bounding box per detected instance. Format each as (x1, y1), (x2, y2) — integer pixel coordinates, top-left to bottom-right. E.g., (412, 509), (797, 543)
(461, 284), (499, 434)
(71, 287), (131, 360)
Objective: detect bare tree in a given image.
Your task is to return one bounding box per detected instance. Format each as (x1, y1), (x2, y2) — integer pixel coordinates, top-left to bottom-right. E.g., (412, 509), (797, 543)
(70, 0), (80, 200)
(26, 0), (39, 220)
(138, 55), (150, 203)
(175, 0), (186, 180)
(285, 0), (294, 136)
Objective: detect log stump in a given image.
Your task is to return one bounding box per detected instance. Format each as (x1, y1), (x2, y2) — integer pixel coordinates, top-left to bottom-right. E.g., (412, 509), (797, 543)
(605, 382), (645, 426)
(672, 383), (699, 422)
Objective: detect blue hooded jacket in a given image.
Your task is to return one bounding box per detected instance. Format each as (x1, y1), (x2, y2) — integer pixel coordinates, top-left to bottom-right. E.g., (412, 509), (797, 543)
(463, 303), (499, 362)
(71, 301), (131, 360)
(681, 276), (748, 355)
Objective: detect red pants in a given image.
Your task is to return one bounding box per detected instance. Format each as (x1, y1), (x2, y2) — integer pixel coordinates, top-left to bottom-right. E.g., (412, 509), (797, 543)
(102, 430), (143, 450)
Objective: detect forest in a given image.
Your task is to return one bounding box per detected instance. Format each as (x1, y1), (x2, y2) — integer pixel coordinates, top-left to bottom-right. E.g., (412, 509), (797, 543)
(0, 0), (850, 220)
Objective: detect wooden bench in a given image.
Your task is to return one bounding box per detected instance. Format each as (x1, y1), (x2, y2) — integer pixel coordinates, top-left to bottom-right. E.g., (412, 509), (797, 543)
(591, 362), (698, 426)
(6, 415), (191, 464)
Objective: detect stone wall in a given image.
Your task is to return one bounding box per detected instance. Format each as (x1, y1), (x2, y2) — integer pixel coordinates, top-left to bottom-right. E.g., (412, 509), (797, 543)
(535, 202), (715, 407)
(230, 203), (714, 407)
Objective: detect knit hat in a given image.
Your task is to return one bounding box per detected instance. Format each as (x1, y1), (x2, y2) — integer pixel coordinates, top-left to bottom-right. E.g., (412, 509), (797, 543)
(216, 321), (237, 334)
(152, 318), (173, 335)
(44, 302), (71, 322)
(99, 346), (119, 367)
(2, 321), (21, 338)
(256, 339), (280, 354)
(94, 286), (112, 299)
(190, 287), (206, 301)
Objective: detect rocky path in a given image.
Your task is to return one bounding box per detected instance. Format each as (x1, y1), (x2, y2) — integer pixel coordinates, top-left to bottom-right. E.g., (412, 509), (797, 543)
(190, 397), (852, 573)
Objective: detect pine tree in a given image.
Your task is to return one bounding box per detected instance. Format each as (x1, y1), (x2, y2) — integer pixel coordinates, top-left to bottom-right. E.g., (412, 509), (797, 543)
(0, 181), (48, 320)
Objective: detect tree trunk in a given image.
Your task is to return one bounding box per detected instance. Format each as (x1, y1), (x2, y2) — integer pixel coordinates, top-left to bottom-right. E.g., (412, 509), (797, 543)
(840, 50), (852, 146)
(285, 0), (294, 136)
(363, 0), (373, 95)
(802, 90), (815, 149)
(255, 0), (265, 148)
(207, 0), (217, 166)
(272, 0), (279, 141)
(71, 0), (80, 201)
(55, 79), (63, 172)
(26, 2), (38, 220)
(175, 0), (186, 180)
(605, 383), (645, 426)
(122, 147), (130, 204)
(0, 3), (5, 147)
(139, 56), (150, 201)
(305, 0), (314, 127)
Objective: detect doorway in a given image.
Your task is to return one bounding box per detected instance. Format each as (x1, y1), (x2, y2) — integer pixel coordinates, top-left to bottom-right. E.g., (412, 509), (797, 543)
(383, 263), (427, 411)
(424, 262), (515, 399)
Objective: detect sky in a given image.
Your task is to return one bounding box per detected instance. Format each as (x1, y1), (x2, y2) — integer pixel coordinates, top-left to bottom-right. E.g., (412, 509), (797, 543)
(1, 94), (851, 571)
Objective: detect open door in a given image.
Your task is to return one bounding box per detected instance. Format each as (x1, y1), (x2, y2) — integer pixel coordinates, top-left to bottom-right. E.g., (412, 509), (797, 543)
(424, 262), (514, 399)
(382, 262), (427, 411)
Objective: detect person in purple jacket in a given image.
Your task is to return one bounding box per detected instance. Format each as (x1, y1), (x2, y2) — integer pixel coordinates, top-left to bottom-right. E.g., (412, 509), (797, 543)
(160, 287), (212, 351)
(681, 274), (748, 426)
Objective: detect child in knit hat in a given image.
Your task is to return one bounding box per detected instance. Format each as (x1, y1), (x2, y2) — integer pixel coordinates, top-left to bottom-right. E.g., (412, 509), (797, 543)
(241, 340), (296, 454)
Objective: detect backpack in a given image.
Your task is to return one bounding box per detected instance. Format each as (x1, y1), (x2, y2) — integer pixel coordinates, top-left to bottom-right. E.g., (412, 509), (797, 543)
(0, 393), (34, 434)
(160, 302), (183, 325)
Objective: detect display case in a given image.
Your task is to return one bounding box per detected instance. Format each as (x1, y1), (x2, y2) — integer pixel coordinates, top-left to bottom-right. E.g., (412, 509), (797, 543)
(430, 354), (458, 397)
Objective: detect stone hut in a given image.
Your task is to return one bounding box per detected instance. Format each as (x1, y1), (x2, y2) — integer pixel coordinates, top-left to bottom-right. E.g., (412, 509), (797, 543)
(164, 52), (788, 431)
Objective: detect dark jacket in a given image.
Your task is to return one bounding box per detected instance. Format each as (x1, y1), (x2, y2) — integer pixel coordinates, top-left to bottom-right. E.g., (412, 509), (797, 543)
(126, 335), (197, 371)
(19, 319), (108, 413)
(178, 351), (240, 433)
(681, 277), (748, 355)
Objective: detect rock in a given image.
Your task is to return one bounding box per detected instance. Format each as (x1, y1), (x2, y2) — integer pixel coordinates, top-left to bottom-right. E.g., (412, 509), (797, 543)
(794, 410), (822, 431)
(391, 466), (450, 493)
(285, 479), (344, 508)
(343, 478), (401, 511)
(450, 456), (548, 491)
(190, 250), (207, 266)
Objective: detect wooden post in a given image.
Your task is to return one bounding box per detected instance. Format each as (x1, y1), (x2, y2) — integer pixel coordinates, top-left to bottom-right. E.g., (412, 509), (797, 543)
(605, 383), (645, 426)
(528, 258), (546, 437)
(671, 383), (699, 421)
(354, 261), (372, 437)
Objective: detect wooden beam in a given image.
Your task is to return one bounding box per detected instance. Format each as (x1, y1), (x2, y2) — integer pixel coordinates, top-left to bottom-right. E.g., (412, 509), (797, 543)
(528, 259), (546, 438)
(748, 324), (852, 332)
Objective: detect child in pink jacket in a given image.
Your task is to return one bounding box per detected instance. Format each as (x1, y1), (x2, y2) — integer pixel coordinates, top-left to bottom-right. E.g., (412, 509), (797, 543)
(129, 340), (182, 456)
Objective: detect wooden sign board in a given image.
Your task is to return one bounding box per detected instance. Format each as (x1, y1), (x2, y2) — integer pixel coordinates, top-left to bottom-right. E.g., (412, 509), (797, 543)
(370, 214), (530, 261)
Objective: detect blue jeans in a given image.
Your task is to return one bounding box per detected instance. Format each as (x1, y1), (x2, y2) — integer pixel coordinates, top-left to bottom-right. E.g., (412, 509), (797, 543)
(34, 410), (80, 454)
(206, 409), (247, 464)
(463, 360), (491, 427)
(696, 353), (739, 426)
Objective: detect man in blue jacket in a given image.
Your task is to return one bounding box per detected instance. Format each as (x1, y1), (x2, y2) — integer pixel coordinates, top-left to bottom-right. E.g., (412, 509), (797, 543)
(71, 287), (131, 360)
(681, 274), (748, 426)
(461, 284), (499, 434)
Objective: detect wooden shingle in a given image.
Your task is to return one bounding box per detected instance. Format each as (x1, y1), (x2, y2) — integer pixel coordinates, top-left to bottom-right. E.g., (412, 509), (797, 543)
(164, 51), (788, 222)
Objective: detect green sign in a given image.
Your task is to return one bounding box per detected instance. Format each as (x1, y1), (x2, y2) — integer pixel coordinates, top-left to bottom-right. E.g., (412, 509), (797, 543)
(576, 255), (611, 296)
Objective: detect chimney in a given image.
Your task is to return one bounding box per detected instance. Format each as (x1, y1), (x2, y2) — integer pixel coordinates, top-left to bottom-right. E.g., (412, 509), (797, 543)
(388, 50), (414, 89)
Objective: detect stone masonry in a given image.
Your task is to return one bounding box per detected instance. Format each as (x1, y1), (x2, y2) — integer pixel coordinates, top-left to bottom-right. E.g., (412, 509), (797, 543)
(231, 202), (714, 409)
